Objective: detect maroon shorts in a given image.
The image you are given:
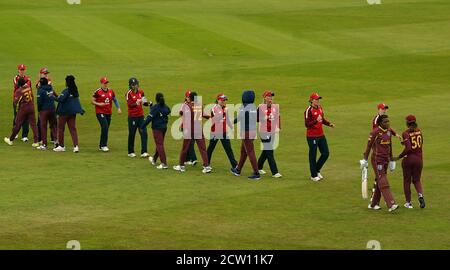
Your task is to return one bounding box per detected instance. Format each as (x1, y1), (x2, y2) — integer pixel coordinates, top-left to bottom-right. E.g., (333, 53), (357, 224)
(402, 155), (423, 183)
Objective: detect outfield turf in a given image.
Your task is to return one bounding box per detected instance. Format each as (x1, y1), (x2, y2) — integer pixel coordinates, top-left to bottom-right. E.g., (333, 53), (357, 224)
(0, 0), (449, 250)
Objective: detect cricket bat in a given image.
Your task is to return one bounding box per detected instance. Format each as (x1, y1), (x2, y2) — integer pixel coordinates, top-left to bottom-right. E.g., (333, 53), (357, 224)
(361, 167), (368, 199)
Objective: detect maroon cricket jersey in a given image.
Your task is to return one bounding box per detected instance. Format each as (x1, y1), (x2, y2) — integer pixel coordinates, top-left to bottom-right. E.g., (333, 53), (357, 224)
(304, 105), (331, 137)
(126, 89), (145, 117)
(93, 88), (116, 115)
(180, 102), (207, 139)
(370, 121), (397, 159)
(14, 86), (35, 111)
(13, 75), (32, 101)
(364, 127), (394, 164)
(399, 129), (423, 160)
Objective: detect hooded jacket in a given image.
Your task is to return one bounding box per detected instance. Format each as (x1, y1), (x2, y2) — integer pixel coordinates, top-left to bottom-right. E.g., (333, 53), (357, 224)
(37, 84), (56, 112)
(54, 88), (85, 116)
(235, 90), (257, 136)
(143, 103), (171, 130)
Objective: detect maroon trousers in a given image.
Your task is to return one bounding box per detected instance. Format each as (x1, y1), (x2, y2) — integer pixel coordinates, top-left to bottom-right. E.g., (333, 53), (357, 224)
(10, 105), (38, 143)
(370, 155), (377, 202)
(58, 115), (78, 147)
(371, 163), (396, 208)
(179, 138), (209, 166)
(152, 129), (167, 165)
(402, 156), (424, 203)
(237, 139), (258, 174)
(39, 109), (57, 146)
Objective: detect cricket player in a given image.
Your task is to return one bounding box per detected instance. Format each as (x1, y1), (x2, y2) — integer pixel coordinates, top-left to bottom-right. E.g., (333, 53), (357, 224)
(372, 103), (389, 129)
(206, 93), (237, 169)
(392, 115), (425, 209)
(12, 64), (32, 142)
(257, 91), (282, 178)
(4, 77), (39, 147)
(180, 90), (198, 166)
(36, 77), (57, 150)
(92, 77), (122, 152)
(144, 93), (171, 169)
(173, 91), (211, 173)
(126, 77), (150, 158)
(231, 90), (260, 180)
(36, 68), (56, 144)
(52, 75), (85, 153)
(369, 103), (401, 202)
(361, 115), (399, 212)
(304, 93), (335, 182)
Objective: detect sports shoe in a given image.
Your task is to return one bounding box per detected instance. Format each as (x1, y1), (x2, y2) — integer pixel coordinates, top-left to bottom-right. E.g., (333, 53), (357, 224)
(73, 146), (79, 153)
(128, 153), (136, 158)
(259, 170), (267, 175)
(156, 164), (168, 169)
(368, 204), (381, 210)
(404, 202), (413, 209)
(388, 204), (399, 212)
(272, 173), (282, 178)
(173, 165), (186, 172)
(21, 137), (29, 142)
(184, 161), (193, 165)
(202, 166), (212, 174)
(37, 145), (47, 150)
(418, 196), (426, 209)
(53, 146), (66, 152)
(192, 160), (198, 166)
(311, 176), (321, 182)
(149, 156), (156, 166)
(230, 167), (241, 176)
(248, 174), (261, 180)
(100, 146), (109, 152)
(31, 142), (40, 147)
(317, 173), (324, 179)
(141, 153), (149, 158)
(4, 137), (13, 146)
(15, 135), (18, 139)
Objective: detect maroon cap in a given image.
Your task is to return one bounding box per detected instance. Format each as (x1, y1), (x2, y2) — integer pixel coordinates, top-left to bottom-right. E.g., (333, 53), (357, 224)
(406, 115), (416, 123)
(100, 77), (109, 84)
(185, 90), (192, 98)
(17, 64), (26, 70)
(309, 92), (322, 101)
(377, 103), (389, 110)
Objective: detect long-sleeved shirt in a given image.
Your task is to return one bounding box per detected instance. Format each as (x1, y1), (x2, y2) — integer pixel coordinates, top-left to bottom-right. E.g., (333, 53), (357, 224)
(143, 103), (171, 130)
(13, 75), (32, 101)
(399, 129), (423, 160)
(210, 104), (233, 135)
(364, 127), (394, 164)
(14, 86), (34, 111)
(304, 105), (331, 137)
(37, 84), (56, 112)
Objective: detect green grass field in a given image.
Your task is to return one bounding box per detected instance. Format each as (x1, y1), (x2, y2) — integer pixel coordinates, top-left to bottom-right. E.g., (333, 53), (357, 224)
(0, 0), (449, 250)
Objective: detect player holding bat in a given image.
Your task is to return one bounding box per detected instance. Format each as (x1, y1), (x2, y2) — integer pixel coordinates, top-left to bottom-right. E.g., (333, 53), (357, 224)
(360, 115), (399, 212)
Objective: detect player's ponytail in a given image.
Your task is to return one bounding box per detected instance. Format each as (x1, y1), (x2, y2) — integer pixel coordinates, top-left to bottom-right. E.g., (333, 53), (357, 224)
(156, 93), (165, 106)
(65, 75), (79, 97)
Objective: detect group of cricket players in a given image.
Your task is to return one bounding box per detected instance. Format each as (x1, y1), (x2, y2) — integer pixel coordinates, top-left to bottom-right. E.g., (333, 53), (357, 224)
(4, 64), (426, 211)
